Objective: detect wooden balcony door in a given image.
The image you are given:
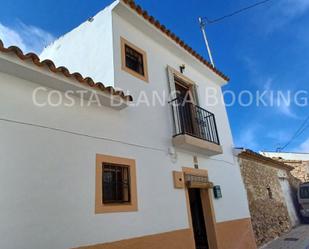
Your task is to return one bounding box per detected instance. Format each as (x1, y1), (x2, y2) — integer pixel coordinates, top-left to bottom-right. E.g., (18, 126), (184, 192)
(175, 78), (201, 138)
(175, 79), (195, 135)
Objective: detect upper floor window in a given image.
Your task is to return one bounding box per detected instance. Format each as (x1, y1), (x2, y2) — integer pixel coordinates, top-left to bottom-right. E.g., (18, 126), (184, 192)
(125, 45), (144, 75)
(121, 37), (148, 82)
(95, 154), (138, 213)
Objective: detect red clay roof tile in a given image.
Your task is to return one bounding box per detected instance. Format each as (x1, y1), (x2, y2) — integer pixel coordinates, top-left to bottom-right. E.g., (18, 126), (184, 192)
(0, 39), (133, 102)
(121, 0), (229, 82)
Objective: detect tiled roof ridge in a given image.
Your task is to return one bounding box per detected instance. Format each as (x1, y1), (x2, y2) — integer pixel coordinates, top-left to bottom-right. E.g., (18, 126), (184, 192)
(0, 39), (133, 102)
(122, 0), (229, 82)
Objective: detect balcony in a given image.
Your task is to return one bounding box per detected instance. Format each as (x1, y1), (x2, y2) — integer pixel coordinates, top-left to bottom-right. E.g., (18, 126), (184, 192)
(170, 97), (223, 156)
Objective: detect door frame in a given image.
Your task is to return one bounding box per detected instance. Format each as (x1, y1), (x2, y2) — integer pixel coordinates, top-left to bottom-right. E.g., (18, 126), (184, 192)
(167, 66), (199, 105)
(167, 66), (202, 138)
(183, 167), (219, 249)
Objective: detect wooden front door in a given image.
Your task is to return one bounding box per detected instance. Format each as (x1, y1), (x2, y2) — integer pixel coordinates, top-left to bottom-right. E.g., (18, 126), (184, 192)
(188, 188), (209, 249)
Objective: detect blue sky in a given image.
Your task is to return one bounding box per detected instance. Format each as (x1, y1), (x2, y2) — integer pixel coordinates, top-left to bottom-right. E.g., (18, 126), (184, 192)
(0, 0), (309, 152)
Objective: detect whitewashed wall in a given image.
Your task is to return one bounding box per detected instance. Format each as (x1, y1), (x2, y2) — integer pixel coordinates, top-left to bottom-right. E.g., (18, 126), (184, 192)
(278, 176), (299, 227)
(111, 5), (250, 223)
(0, 73), (188, 249)
(277, 169), (299, 227)
(40, 2), (116, 86)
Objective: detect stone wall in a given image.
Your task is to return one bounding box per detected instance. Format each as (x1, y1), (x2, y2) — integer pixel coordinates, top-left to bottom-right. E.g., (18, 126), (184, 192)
(281, 160), (309, 183)
(260, 156), (309, 183)
(238, 157), (291, 247)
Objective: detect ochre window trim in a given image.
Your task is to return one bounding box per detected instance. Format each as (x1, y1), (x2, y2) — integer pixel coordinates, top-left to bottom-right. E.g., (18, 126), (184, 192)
(95, 154), (138, 213)
(121, 37), (149, 82)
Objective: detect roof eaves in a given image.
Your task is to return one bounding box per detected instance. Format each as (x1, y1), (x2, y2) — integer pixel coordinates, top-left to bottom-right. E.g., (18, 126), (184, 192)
(238, 149), (294, 171)
(0, 39), (133, 102)
(121, 0), (229, 82)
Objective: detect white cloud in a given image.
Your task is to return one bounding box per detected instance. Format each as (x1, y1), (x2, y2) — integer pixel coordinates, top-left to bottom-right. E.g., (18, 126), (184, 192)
(262, 0), (309, 33)
(263, 78), (273, 91)
(267, 130), (288, 144)
(280, 0), (309, 18)
(297, 137), (309, 152)
(239, 62), (299, 119)
(0, 21), (55, 54)
(235, 126), (259, 150)
(262, 78), (299, 119)
(277, 102), (298, 119)
(0, 23), (26, 51)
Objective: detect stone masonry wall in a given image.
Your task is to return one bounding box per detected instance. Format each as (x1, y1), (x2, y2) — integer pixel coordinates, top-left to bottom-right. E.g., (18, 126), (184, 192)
(239, 157), (291, 247)
(272, 158), (309, 183)
(284, 160), (309, 183)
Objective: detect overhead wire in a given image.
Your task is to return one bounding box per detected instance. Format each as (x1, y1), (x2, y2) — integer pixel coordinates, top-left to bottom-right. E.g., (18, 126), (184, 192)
(277, 115), (309, 151)
(0, 117), (237, 166)
(201, 0), (273, 25)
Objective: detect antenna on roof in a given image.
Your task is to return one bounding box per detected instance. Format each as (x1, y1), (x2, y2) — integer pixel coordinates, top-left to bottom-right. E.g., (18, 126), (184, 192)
(198, 17), (215, 67)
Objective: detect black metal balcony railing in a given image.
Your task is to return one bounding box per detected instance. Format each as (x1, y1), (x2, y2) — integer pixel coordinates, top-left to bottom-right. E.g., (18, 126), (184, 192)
(170, 97), (220, 145)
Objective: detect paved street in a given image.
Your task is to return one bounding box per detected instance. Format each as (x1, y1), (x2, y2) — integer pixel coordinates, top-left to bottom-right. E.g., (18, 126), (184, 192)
(262, 225), (309, 249)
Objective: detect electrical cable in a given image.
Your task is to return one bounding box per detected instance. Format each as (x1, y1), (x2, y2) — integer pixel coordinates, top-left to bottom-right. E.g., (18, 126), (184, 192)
(0, 117), (166, 153)
(0, 117), (236, 166)
(202, 0), (273, 25)
(277, 115), (309, 151)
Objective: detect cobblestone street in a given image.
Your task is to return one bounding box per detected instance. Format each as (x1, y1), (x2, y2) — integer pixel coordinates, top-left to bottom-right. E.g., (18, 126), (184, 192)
(262, 225), (309, 249)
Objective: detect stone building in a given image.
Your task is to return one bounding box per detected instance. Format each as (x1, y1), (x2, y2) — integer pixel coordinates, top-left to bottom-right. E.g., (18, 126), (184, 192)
(286, 160), (309, 182)
(260, 152), (309, 183)
(235, 149), (299, 247)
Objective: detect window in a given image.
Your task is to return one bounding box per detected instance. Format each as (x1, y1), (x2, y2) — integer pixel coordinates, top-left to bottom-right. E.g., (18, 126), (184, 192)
(300, 186), (309, 199)
(95, 154), (138, 213)
(125, 45), (144, 76)
(103, 164), (130, 204)
(121, 37), (148, 82)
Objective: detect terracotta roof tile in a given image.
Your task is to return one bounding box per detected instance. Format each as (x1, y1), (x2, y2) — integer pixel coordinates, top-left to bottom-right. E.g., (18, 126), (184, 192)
(0, 39), (133, 102)
(122, 0), (229, 82)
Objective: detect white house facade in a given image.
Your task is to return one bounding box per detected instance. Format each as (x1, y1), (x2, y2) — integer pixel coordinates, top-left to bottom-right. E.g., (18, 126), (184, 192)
(0, 1), (256, 249)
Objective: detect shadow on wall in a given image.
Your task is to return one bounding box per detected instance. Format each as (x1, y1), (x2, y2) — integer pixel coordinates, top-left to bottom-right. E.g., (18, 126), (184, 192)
(288, 172), (304, 224)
